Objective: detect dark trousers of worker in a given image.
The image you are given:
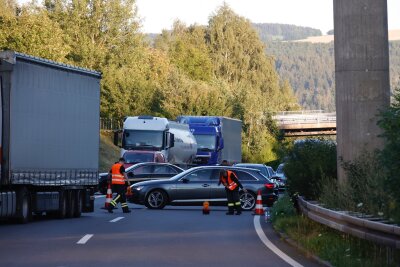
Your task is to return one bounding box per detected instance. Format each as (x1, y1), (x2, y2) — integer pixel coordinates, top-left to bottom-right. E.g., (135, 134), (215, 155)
(109, 184), (129, 212)
(226, 189), (241, 214)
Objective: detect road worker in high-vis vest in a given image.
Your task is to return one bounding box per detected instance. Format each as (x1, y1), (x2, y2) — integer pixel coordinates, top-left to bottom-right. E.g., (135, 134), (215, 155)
(219, 166), (247, 215)
(108, 158), (131, 213)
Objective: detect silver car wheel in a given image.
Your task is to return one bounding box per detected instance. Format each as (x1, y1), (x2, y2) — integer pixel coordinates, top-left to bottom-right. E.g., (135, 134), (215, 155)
(240, 192), (256, 210)
(147, 191), (164, 208)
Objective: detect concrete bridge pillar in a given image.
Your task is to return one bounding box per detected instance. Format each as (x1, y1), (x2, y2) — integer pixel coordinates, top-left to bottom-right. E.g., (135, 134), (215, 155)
(334, 0), (390, 182)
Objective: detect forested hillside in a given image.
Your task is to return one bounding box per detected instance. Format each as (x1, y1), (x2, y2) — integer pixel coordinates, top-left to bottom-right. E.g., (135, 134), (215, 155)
(266, 42), (335, 111)
(0, 1), (298, 163)
(253, 23), (322, 42)
(264, 40), (400, 111)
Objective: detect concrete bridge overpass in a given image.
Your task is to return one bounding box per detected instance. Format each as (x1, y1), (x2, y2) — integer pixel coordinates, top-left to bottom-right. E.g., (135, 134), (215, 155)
(272, 110), (336, 137)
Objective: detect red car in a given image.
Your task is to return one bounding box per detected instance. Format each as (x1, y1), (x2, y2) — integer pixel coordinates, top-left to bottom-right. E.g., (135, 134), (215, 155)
(123, 151), (166, 168)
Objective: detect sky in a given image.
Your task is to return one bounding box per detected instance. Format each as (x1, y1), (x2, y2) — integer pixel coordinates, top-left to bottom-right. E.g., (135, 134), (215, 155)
(16, 0), (400, 34)
(136, 0), (400, 34)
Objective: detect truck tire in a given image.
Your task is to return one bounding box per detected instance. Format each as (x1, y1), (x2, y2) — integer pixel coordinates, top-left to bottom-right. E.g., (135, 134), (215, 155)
(16, 187), (31, 224)
(66, 190), (76, 218)
(57, 191), (68, 219)
(73, 190), (82, 218)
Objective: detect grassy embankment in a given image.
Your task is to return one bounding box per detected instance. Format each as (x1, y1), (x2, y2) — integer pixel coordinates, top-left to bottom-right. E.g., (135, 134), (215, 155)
(271, 196), (400, 267)
(99, 131), (120, 173)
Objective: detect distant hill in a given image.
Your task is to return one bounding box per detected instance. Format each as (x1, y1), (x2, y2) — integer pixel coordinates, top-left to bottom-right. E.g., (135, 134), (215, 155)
(266, 42), (335, 111)
(292, 29), (400, 43)
(252, 23), (322, 42)
(265, 40), (400, 111)
(253, 23), (400, 111)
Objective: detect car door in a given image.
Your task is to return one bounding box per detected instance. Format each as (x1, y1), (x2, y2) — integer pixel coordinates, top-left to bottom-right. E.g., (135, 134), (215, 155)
(209, 168), (227, 200)
(174, 169), (213, 201)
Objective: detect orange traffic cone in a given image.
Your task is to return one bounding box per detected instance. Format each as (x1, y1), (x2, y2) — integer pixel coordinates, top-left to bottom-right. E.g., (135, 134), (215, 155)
(202, 201), (210, 215)
(253, 190), (264, 215)
(104, 182), (112, 209)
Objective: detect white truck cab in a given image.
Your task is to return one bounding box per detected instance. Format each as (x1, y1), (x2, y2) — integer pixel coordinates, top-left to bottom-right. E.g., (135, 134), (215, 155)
(115, 116), (197, 166)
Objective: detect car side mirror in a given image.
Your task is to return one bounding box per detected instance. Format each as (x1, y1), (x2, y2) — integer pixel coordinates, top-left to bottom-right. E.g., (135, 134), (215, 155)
(114, 130), (122, 147)
(169, 133), (175, 148)
(181, 178), (189, 183)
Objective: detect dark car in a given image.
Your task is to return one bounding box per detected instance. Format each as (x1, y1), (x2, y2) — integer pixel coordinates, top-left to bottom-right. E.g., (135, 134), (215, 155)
(234, 163), (279, 194)
(129, 166), (278, 211)
(274, 163), (287, 190)
(122, 150), (166, 168)
(98, 163), (184, 194)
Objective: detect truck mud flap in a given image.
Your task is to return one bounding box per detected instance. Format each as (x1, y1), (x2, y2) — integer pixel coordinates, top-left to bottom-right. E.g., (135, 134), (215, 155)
(82, 188), (94, 212)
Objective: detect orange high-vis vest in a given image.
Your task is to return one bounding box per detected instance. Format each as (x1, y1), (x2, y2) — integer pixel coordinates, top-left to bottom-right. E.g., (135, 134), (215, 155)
(111, 163), (126, 185)
(221, 170), (238, 191)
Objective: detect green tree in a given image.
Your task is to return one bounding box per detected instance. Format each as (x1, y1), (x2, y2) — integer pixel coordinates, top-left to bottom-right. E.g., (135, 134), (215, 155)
(0, 0), (17, 18)
(0, 4), (70, 61)
(285, 139), (337, 199)
(155, 21), (213, 82)
(207, 4), (298, 162)
(377, 88), (400, 221)
(44, 0), (168, 117)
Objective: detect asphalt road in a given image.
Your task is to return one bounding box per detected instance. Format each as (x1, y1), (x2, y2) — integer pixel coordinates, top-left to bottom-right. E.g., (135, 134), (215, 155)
(0, 195), (322, 267)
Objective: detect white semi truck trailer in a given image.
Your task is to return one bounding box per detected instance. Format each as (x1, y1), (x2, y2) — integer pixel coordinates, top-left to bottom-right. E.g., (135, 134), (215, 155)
(0, 51), (100, 223)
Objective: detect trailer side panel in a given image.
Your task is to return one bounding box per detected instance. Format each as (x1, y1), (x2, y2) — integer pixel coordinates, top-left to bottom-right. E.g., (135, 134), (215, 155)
(221, 117), (242, 164)
(9, 58), (100, 185)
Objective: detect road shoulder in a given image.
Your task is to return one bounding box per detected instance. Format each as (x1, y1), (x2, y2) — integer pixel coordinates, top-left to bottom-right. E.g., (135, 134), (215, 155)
(257, 216), (324, 267)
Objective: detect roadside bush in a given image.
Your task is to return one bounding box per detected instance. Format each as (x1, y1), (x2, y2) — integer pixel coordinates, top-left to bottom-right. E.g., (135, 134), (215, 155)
(377, 88), (400, 222)
(270, 194), (296, 223)
(284, 139), (337, 199)
(273, 215), (400, 267)
(318, 90), (400, 223)
(319, 152), (397, 221)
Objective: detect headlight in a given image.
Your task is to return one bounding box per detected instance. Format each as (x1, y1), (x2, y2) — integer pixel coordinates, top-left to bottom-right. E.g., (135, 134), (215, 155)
(134, 186), (144, 191)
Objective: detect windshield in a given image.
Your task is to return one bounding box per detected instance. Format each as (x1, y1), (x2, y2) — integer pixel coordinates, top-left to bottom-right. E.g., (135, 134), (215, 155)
(169, 168), (194, 181)
(123, 130), (164, 150)
(123, 153), (154, 164)
(195, 134), (216, 151)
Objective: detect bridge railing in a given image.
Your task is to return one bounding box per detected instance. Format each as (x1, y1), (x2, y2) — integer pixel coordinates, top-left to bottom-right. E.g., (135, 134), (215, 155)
(272, 113), (336, 125)
(298, 196), (400, 249)
(272, 110), (326, 116)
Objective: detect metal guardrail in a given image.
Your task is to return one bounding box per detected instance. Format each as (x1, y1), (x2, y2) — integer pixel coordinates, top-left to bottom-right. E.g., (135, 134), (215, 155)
(298, 196), (400, 249)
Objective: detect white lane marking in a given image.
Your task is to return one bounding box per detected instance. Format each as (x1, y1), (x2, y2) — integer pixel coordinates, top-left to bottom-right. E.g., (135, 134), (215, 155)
(253, 216), (303, 267)
(109, 216), (124, 223)
(77, 234), (93, 244)
(95, 195), (105, 199)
